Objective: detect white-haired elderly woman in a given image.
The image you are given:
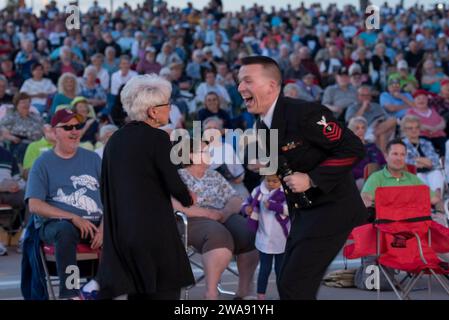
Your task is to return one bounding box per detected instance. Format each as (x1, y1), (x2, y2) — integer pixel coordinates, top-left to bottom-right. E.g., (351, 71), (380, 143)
(400, 115), (445, 199)
(97, 74), (195, 300)
(79, 65), (107, 112)
(347, 116), (386, 190)
(94, 124), (118, 159)
(156, 42), (182, 68)
(50, 73), (78, 115)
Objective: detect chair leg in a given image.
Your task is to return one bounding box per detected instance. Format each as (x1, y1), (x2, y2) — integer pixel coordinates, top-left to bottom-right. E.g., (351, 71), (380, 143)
(217, 282), (235, 296)
(402, 271), (425, 299)
(429, 269), (449, 295)
(379, 265), (404, 300)
(39, 248), (56, 300)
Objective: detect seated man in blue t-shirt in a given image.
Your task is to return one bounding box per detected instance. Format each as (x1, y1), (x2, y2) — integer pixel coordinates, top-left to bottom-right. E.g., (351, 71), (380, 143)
(379, 77), (415, 119)
(25, 109), (103, 299)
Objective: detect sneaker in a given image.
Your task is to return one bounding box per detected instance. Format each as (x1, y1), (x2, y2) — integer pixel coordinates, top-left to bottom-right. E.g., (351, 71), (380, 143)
(79, 279), (99, 300)
(0, 243), (7, 256)
(79, 289), (98, 300)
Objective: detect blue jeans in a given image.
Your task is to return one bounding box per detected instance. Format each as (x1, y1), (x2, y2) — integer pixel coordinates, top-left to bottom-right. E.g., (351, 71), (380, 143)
(39, 219), (81, 298)
(257, 251), (285, 294)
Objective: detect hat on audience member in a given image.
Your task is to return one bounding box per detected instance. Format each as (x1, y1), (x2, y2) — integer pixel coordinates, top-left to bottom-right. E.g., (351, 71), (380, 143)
(388, 77), (401, 85)
(71, 96), (96, 118)
(441, 79), (449, 87)
(349, 63), (362, 76)
(145, 46), (156, 53)
(397, 60), (408, 70)
(412, 89), (430, 98)
(202, 46), (213, 54)
(51, 109), (84, 127)
(337, 66), (349, 76)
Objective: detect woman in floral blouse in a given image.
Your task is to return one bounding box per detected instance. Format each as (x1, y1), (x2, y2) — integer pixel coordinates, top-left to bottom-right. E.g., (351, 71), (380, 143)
(0, 92), (44, 163)
(172, 141), (258, 300)
(401, 115), (445, 200)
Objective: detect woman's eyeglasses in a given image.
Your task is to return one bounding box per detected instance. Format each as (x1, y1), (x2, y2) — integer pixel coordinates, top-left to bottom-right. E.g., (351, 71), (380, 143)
(404, 126), (420, 131)
(55, 123), (85, 131)
(153, 101), (171, 108)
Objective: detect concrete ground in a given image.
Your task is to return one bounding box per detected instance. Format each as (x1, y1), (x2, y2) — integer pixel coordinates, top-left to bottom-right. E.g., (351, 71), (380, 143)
(1, 246), (449, 300)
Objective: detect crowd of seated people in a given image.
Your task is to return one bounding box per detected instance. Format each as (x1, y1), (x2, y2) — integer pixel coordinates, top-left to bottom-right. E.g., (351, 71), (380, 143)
(1, 0), (449, 299)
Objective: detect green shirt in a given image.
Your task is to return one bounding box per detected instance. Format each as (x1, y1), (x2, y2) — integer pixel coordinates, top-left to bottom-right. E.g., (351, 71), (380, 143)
(362, 166), (433, 199)
(23, 138), (94, 170)
(23, 138), (53, 170)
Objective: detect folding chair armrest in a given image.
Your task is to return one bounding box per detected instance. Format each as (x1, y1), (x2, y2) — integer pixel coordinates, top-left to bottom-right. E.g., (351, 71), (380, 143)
(175, 211), (189, 250)
(412, 232), (428, 265)
(175, 211), (188, 227)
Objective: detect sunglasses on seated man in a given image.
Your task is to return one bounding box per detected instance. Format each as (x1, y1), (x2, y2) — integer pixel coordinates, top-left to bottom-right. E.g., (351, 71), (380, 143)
(55, 123), (85, 131)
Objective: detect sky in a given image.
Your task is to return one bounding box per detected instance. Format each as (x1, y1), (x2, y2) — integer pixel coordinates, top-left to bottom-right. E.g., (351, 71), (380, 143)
(0, 0), (442, 13)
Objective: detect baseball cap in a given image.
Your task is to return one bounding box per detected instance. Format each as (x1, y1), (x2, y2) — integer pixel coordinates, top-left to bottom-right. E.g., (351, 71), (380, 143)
(203, 46), (213, 54)
(397, 60), (408, 70)
(70, 96), (88, 107)
(441, 79), (449, 87)
(388, 77), (401, 85)
(51, 109), (84, 127)
(145, 46), (156, 53)
(413, 89), (430, 98)
(337, 66), (349, 76)
(349, 63), (362, 76)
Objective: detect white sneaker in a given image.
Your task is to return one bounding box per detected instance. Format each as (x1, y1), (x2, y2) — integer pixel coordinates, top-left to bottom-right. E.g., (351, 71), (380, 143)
(0, 243), (8, 256)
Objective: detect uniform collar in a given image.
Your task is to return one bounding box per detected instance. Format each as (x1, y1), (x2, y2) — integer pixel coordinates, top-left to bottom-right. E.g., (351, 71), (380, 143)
(261, 97), (278, 129)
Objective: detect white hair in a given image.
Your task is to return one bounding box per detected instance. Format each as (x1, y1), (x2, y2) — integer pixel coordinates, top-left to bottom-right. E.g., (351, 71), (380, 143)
(120, 74), (172, 121)
(283, 83), (300, 98)
(99, 124), (118, 139)
(57, 73), (78, 95)
(59, 45), (71, 58)
(348, 116), (368, 131)
(203, 116), (224, 130)
(83, 65), (97, 78)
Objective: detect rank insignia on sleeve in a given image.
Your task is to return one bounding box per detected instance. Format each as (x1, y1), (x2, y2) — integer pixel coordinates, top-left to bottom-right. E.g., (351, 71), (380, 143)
(316, 116), (342, 141)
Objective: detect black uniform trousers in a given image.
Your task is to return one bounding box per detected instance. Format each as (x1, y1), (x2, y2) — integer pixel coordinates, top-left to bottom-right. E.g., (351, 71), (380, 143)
(276, 213), (351, 300)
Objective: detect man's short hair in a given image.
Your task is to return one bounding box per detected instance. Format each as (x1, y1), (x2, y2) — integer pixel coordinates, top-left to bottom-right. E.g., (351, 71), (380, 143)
(386, 138), (406, 154)
(240, 56), (282, 86)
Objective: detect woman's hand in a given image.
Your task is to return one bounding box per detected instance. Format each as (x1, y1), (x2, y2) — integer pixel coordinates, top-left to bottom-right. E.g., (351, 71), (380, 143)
(416, 157), (433, 169)
(189, 191), (197, 205)
(206, 209), (223, 221)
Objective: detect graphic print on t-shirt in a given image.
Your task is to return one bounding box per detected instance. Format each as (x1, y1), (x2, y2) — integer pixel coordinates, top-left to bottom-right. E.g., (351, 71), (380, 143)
(52, 174), (103, 218)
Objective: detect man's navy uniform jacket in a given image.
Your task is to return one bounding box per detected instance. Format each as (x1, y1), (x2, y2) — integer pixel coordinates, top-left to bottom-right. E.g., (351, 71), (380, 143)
(264, 95), (369, 240)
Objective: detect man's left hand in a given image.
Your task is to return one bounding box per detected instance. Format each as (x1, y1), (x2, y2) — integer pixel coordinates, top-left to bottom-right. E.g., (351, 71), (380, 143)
(91, 230), (103, 249)
(283, 172), (312, 193)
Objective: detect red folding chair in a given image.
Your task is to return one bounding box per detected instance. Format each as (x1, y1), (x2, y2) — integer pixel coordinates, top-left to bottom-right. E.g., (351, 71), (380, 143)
(344, 185), (449, 299)
(40, 243), (100, 300)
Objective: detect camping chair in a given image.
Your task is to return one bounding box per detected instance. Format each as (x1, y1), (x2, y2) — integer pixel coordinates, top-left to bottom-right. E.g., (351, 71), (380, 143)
(0, 205), (22, 246)
(345, 185), (449, 300)
(39, 243), (100, 300)
(175, 211), (239, 300)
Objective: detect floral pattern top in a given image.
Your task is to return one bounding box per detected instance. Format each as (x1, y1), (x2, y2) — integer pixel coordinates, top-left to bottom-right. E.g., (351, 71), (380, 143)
(178, 168), (238, 210)
(0, 110), (44, 142)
